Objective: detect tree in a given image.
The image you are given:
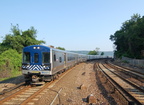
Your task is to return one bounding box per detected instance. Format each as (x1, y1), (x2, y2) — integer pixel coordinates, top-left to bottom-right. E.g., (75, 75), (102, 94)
(88, 47), (100, 55)
(95, 47), (100, 54)
(88, 50), (97, 55)
(0, 24), (46, 79)
(56, 47), (65, 50)
(110, 14), (144, 58)
(0, 24), (45, 53)
(101, 52), (104, 55)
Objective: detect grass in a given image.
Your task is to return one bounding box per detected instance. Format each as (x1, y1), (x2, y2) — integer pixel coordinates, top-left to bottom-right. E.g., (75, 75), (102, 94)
(0, 70), (22, 81)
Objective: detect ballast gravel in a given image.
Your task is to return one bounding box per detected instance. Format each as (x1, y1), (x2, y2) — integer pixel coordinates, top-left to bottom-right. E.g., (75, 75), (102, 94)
(0, 61), (126, 105)
(35, 62), (116, 105)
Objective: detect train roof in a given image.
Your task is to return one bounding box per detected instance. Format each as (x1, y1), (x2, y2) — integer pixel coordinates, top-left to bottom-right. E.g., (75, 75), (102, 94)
(23, 45), (50, 52)
(24, 45), (49, 49)
(23, 45), (79, 54)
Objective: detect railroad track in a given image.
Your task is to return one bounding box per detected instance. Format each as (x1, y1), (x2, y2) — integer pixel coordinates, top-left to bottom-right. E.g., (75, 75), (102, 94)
(0, 82), (25, 96)
(107, 61), (144, 83)
(97, 62), (144, 105)
(0, 66), (74, 105)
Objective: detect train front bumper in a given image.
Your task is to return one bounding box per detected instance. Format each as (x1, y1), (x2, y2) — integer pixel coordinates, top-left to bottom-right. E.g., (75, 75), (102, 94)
(22, 70), (52, 75)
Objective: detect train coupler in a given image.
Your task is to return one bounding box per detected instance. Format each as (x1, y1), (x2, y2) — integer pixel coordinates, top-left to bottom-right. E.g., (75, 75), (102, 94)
(32, 75), (39, 82)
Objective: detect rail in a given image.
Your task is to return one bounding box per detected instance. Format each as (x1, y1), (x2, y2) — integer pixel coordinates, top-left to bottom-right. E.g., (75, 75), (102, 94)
(97, 62), (144, 105)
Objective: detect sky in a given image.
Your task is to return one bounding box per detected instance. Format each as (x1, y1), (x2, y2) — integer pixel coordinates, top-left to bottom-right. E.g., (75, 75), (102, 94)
(0, 0), (144, 51)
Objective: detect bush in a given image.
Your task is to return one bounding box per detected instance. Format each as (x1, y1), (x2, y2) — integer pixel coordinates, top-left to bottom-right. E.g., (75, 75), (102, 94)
(0, 49), (22, 79)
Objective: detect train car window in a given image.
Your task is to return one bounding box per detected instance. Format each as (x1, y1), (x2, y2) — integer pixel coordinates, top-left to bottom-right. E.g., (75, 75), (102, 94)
(42, 52), (50, 63)
(34, 53), (39, 63)
(54, 54), (56, 61)
(59, 57), (62, 63)
(23, 52), (30, 63)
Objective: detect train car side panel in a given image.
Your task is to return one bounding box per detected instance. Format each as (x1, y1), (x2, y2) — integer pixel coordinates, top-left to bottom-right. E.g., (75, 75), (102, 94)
(51, 49), (65, 75)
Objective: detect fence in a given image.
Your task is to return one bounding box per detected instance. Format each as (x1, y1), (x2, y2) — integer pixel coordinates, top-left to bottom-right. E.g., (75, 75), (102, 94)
(122, 56), (144, 68)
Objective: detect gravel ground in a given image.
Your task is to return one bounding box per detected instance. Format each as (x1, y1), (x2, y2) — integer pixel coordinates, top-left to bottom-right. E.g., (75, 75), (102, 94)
(35, 62), (115, 105)
(112, 59), (144, 73)
(0, 75), (24, 92)
(0, 60), (134, 105)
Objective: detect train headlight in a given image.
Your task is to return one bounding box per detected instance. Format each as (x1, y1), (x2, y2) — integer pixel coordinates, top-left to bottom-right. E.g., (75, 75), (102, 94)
(22, 66), (25, 69)
(22, 66), (28, 70)
(43, 66), (50, 70)
(22, 64), (30, 70)
(33, 47), (40, 49)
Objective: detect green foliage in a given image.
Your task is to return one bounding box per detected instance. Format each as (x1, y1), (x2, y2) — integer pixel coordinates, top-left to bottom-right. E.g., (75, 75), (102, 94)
(0, 24), (45, 54)
(56, 47), (65, 50)
(88, 47), (99, 55)
(101, 52), (104, 55)
(88, 50), (98, 55)
(0, 24), (46, 80)
(0, 49), (22, 78)
(110, 14), (144, 59)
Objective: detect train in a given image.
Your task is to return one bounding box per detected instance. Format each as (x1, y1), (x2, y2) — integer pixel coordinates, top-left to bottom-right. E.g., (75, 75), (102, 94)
(22, 45), (107, 84)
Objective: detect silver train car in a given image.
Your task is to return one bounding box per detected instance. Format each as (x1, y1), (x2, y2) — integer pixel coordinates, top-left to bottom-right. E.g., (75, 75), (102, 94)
(22, 45), (104, 84)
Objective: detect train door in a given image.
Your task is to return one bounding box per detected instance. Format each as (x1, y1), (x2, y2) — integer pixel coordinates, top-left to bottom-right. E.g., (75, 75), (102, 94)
(30, 52), (42, 70)
(34, 53), (39, 64)
(64, 53), (66, 67)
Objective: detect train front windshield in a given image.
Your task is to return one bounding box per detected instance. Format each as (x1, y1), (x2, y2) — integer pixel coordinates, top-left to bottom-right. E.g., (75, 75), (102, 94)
(42, 52), (50, 63)
(23, 52), (50, 64)
(23, 52), (30, 63)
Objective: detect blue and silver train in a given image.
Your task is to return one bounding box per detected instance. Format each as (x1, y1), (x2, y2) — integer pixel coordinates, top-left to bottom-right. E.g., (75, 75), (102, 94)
(22, 45), (103, 84)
